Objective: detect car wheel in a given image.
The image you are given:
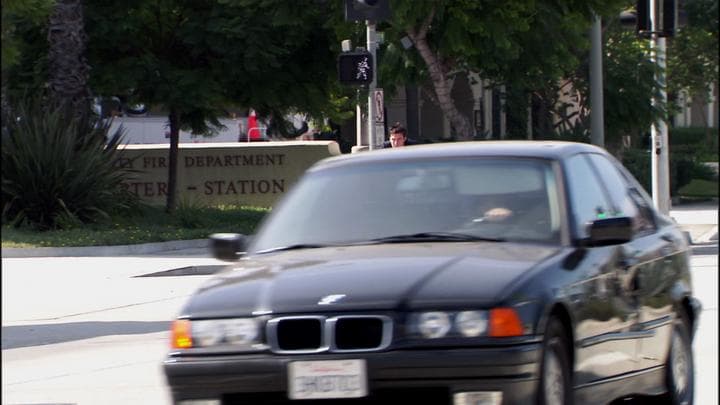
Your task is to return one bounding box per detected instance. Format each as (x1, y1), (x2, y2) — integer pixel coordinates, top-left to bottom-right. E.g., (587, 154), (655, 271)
(661, 313), (694, 405)
(538, 318), (572, 405)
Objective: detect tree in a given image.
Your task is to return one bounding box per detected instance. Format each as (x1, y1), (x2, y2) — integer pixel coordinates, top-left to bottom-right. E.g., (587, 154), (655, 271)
(376, 0), (628, 140)
(1, 0), (53, 126)
(84, 0), (346, 212)
(47, 0), (91, 115)
(667, 0), (719, 129)
(575, 21), (661, 152)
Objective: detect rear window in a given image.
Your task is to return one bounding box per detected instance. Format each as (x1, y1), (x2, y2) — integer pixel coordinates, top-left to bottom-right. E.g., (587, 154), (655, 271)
(454, 164), (545, 195)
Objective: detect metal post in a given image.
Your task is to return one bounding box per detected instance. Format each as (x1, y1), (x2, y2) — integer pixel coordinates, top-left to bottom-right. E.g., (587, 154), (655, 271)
(356, 90), (363, 147)
(649, 0), (671, 214)
(367, 21), (379, 150)
(590, 14), (605, 147)
(657, 36), (671, 213)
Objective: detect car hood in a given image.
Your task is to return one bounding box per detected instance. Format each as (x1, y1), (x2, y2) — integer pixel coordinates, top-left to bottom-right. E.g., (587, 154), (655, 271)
(182, 242), (562, 318)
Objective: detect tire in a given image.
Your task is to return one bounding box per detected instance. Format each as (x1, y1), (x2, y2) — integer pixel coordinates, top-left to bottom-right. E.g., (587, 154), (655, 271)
(661, 313), (694, 405)
(538, 317), (573, 405)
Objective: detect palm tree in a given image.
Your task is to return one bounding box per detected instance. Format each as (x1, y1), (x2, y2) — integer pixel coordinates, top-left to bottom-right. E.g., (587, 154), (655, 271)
(47, 0), (91, 115)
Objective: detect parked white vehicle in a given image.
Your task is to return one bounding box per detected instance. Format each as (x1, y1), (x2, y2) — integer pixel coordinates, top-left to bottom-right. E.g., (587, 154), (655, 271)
(105, 116), (246, 144)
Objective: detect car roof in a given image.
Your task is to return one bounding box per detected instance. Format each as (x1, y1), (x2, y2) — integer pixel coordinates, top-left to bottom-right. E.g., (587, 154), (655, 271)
(313, 140), (608, 170)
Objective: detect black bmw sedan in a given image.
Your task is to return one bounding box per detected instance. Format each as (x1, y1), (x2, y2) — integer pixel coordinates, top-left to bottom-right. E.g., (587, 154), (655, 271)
(163, 141), (701, 405)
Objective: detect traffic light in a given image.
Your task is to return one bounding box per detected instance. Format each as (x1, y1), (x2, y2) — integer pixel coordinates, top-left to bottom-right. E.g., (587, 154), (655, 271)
(636, 0), (650, 32)
(660, 0), (678, 37)
(344, 0), (390, 22)
(636, 0), (677, 37)
(337, 51), (373, 85)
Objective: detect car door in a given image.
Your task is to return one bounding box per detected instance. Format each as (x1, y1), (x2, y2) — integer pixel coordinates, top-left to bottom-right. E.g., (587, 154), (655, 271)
(587, 153), (683, 371)
(563, 153), (640, 386)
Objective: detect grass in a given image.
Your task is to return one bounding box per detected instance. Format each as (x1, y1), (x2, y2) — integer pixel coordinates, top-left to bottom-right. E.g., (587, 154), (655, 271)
(1, 204), (269, 248)
(678, 178), (719, 199)
(3, 177), (714, 249)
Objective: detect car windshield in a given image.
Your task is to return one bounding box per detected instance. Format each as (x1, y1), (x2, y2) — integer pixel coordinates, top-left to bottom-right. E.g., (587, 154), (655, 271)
(250, 157), (561, 253)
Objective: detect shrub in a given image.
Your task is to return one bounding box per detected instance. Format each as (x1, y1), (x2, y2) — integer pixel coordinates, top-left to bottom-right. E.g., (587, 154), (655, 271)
(678, 179), (719, 199)
(621, 148), (717, 197)
(1, 97), (140, 230)
(669, 127), (719, 162)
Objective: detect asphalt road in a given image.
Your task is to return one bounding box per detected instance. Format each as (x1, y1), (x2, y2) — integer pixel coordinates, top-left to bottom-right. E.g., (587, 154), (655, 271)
(2, 246), (717, 405)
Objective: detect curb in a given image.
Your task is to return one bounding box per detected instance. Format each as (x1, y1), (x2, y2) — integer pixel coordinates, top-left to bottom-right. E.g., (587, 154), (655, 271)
(1, 239), (208, 258)
(694, 226), (718, 244)
(2, 225), (716, 258)
(679, 224), (718, 245)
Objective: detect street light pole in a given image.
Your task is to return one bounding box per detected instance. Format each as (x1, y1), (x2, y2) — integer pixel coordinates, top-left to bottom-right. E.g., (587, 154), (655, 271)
(649, 0), (671, 214)
(590, 14), (605, 147)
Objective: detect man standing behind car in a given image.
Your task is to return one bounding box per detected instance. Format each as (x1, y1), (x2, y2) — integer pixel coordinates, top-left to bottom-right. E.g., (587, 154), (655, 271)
(383, 123), (418, 148)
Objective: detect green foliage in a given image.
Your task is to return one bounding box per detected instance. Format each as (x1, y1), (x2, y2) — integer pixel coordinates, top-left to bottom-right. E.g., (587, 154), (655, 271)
(1, 0), (53, 105)
(667, 0), (719, 111)
(529, 17), (690, 151)
(685, 0), (720, 31)
(83, 0), (347, 137)
(378, 0), (628, 138)
(668, 27), (719, 114)
(1, 96), (140, 230)
(1, 0), (53, 73)
(81, 0), (354, 210)
(670, 127), (719, 162)
(621, 147), (718, 198)
(669, 127), (712, 144)
(1, 205), (269, 248)
(600, 25), (662, 143)
(678, 179), (719, 198)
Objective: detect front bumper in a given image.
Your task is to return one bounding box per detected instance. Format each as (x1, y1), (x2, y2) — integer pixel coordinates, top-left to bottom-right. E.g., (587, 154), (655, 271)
(164, 343), (542, 404)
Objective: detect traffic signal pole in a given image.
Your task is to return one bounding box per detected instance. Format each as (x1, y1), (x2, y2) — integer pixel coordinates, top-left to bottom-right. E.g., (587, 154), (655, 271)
(343, 0), (389, 150)
(367, 21), (380, 150)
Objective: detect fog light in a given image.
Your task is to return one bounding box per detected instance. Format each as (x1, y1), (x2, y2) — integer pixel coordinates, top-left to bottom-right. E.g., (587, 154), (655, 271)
(453, 391), (503, 405)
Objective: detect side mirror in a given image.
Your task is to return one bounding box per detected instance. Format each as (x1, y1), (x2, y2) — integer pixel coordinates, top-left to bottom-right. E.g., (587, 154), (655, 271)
(210, 233), (247, 261)
(587, 216), (634, 246)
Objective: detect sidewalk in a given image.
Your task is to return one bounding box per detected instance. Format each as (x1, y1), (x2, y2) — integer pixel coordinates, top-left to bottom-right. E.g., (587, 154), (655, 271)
(2, 201), (717, 258)
(669, 200), (718, 245)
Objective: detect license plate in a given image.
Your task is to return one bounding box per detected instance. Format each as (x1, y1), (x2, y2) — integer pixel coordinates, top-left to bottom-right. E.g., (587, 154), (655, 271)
(288, 359), (367, 399)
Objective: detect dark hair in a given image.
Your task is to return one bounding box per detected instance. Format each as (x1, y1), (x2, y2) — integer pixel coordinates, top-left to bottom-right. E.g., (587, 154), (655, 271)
(389, 122), (407, 136)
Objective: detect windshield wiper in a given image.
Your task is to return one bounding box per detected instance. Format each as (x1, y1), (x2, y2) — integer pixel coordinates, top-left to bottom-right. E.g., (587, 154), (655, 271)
(367, 232), (505, 243)
(256, 233), (505, 253)
(255, 243), (332, 254)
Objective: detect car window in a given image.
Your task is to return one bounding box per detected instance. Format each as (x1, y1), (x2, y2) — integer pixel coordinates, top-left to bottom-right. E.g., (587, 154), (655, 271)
(586, 153), (656, 235)
(564, 154), (613, 239)
(249, 158), (561, 252)
(614, 163), (662, 227)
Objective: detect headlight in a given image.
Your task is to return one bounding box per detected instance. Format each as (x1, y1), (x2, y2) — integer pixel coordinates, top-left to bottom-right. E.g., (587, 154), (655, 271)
(172, 318), (261, 349)
(192, 320), (224, 347)
(455, 311), (487, 337)
(224, 318), (260, 344)
(410, 310), (495, 339)
(417, 311), (452, 338)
